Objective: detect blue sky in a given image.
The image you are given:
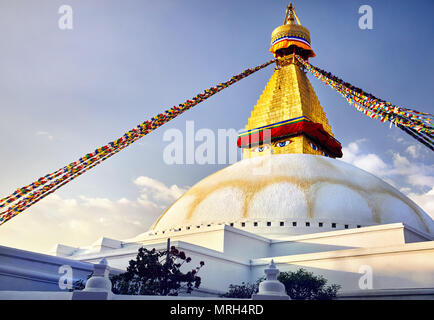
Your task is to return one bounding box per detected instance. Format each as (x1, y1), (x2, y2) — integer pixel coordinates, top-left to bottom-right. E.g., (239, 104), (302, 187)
(0, 0), (433, 253)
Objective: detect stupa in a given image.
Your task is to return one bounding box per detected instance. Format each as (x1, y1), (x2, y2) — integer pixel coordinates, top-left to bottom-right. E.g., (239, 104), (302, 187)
(149, 4), (433, 238)
(2, 3), (433, 298)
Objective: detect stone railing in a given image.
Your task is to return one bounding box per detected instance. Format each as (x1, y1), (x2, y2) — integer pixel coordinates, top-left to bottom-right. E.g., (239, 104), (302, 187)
(2, 258), (431, 300)
(0, 258), (289, 300)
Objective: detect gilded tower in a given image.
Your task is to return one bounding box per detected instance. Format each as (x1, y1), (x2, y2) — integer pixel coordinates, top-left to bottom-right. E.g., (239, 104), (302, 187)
(237, 3), (342, 159)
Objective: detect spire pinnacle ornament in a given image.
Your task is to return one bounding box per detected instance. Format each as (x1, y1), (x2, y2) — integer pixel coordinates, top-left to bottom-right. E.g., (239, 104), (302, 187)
(238, 2), (342, 159)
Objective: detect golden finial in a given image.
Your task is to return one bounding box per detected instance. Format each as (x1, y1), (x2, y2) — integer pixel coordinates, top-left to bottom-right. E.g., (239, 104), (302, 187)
(270, 2), (313, 58)
(283, 2), (301, 25)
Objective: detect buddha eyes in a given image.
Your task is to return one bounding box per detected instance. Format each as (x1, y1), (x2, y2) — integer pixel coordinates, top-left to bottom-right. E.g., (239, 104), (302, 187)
(253, 141), (291, 152)
(310, 142), (318, 151)
(252, 141), (291, 152)
(275, 140), (292, 147)
(253, 145), (270, 152)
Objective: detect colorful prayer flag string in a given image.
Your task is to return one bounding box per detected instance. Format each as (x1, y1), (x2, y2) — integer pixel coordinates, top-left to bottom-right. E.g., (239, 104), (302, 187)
(295, 55), (434, 151)
(0, 59), (275, 225)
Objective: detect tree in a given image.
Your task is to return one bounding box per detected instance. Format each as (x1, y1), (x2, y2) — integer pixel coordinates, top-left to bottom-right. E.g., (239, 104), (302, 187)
(222, 268), (340, 300)
(278, 269), (340, 300)
(221, 277), (264, 298)
(70, 272), (93, 291)
(70, 277), (87, 291)
(110, 246), (204, 296)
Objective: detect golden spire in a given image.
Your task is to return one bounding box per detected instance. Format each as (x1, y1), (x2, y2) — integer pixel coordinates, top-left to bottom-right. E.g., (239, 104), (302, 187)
(237, 2), (342, 159)
(283, 3), (300, 25)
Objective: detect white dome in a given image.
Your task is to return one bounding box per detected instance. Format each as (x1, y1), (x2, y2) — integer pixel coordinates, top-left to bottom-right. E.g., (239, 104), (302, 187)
(151, 154), (434, 237)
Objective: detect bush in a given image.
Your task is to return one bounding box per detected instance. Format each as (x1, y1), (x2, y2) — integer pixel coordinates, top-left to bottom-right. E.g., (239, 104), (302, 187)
(278, 269), (340, 300)
(221, 278), (264, 298)
(111, 246), (205, 296)
(74, 246), (204, 296)
(222, 268), (340, 300)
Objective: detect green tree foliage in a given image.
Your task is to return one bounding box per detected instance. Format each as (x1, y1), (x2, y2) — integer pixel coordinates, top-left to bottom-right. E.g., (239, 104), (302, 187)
(222, 268), (340, 300)
(278, 269), (340, 300)
(221, 277), (264, 298)
(70, 278), (86, 291)
(70, 273), (92, 292)
(110, 246), (204, 296)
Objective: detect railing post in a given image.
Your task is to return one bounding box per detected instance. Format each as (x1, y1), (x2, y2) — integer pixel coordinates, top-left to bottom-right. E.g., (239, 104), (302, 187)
(71, 258), (113, 300)
(252, 260), (290, 300)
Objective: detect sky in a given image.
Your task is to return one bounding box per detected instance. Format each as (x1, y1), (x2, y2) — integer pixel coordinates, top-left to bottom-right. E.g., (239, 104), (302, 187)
(0, 0), (433, 253)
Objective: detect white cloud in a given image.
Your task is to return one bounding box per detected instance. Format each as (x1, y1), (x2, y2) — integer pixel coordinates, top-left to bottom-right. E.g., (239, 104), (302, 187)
(0, 176), (188, 253)
(407, 188), (434, 220)
(134, 176), (189, 203)
(79, 196), (115, 210)
(36, 131), (54, 141)
(117, 197), (133, 205)
(341, 144), (357, 163)
(407, 174), (434, 188)
(342, 142), (388, 176)
(353, 154), (388, 176)
(341, 139), (433, 218)
(392, 152), (411, 169)
(405, 145), (419, 158)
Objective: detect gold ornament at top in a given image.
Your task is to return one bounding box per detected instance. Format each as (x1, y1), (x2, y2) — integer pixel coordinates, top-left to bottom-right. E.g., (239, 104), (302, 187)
(270, 3), (315, 58)
(241, 2), (340, 159)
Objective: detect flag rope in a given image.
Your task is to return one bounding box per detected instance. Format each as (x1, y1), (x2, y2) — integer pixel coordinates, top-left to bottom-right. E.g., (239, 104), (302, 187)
(295, 55), (433, 151)
(0, 60), (275, 225)
(2, 56), (432, 226)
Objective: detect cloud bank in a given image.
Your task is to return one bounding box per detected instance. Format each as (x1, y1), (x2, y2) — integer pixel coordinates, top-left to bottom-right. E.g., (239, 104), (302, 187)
(341, 139), (434, 220)
(0, 176), (189, 253)
(1, 139), (432, 254)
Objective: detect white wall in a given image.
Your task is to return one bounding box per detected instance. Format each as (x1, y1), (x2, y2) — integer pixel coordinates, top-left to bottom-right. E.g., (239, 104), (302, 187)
(134, 227), (226, 253)
(0, 245), (94, 291)
(2, 224), (433, 295)
(72, 240), (252, 294)
(268, 223), (412, 256)
(252, 241), (434, 292)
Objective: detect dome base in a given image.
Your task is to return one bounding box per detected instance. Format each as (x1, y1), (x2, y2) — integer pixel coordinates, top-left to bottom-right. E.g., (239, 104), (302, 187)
(151, 154), (433, 237)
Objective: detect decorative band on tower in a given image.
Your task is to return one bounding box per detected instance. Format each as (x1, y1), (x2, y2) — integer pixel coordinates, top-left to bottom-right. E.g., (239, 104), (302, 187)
(237, 117), (343, 158)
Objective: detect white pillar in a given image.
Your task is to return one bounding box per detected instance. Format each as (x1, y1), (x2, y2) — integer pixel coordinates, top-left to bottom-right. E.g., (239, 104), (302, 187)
(252, 260), (290, 300)
(72, 258), (113, 300)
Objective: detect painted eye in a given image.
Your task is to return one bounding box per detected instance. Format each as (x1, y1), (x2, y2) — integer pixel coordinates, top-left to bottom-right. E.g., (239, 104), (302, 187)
(253, 145), (269, 152)
(310, 142), (318, 151)
(275, 140), (291, 147)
